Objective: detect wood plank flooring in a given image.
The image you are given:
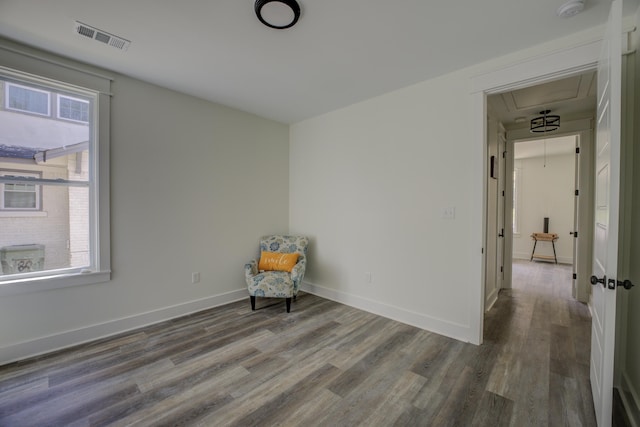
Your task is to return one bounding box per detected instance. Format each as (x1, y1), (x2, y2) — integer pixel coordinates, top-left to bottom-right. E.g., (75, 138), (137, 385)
(0, 260), (596, 426)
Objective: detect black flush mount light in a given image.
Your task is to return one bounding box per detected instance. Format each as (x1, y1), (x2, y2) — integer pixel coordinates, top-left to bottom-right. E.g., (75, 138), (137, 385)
(255, 0), (301, 29)
(530, 110), (560, 133)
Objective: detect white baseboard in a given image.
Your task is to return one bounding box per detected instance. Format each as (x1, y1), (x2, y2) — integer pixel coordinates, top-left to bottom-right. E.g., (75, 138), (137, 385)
(513, 252), (572, 264)
(485, 288), (499, 312)
(300, 281), (472, 344)
(513, 252), (531, 260)
(0, 289), (247, 365)
(621, 371), (640, 427)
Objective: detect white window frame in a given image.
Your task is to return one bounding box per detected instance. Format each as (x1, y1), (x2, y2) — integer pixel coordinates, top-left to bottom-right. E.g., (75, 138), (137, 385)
(57, 94), (90, 123)
(0, 49), (111, 296)
(5, 81), (50, 116)
(0, 170), (42, 211)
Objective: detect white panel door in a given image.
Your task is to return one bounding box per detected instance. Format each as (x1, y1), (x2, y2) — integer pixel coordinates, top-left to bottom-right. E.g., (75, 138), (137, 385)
(590, 0), (622, 425)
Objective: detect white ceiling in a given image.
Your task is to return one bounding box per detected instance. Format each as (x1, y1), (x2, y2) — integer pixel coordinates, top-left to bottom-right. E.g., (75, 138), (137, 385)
(0, 0), (638, 124)
(488, 70), (597, 133)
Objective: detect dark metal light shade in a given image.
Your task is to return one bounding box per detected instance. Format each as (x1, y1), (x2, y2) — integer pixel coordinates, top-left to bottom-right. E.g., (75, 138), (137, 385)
(530, 110), (560, 133)
(255, 0), (301, 29)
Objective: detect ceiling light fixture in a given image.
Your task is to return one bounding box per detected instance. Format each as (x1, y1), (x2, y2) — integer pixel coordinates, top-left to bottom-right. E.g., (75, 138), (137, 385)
(530, 110), (560, 133)
(556, 0), (585, 18)
(255, 0), (301, 29)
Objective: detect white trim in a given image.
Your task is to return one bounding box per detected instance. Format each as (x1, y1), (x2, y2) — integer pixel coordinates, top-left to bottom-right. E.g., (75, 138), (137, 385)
(471, 39), (601, 94)
(0, 51), (112, 291)
(513, 252), (573, 265)
(0, 270), (111, 297)
(485, 288), (499, 313)
(470, 38), (605, 346)
(0, 288), (248, 365)
(0, 38), (114, 93)
(300, 281), (471, 343)
(0, 210), (47, 218)
(512, 167), (522, 235)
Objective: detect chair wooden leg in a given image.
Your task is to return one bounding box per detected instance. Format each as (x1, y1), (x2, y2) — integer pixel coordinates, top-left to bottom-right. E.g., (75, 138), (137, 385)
(285, 297), (292, 313)
(250, 296), (256, 311)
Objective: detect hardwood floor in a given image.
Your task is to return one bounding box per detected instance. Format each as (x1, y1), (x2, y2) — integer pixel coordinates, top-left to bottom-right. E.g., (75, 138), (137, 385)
(0, 261), (596, 426)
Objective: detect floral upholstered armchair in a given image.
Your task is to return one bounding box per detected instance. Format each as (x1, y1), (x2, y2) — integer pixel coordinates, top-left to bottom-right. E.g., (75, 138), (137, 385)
(245, 235), (309, 313)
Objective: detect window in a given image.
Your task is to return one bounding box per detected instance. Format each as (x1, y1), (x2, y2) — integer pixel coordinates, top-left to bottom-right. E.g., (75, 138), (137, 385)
(1, 171), (41, 210)
(512, 167), (521, 235)
(5, 82), (50, 116)
(0, 56), (111, 295)
(58, 95), (89, 123)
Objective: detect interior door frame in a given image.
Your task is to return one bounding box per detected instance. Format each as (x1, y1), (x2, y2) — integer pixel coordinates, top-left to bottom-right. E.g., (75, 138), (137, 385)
(470, 39), (603, 345)
(504, 123), (595, 303)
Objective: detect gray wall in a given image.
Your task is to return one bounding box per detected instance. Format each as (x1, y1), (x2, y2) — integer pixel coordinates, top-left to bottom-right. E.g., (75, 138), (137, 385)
(0, 49), (290, 361)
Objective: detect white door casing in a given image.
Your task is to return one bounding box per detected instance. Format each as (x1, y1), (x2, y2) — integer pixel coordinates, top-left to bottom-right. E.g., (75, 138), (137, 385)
(470, 3), (622, 346)
(572, 136), (580, 299)
(590, 0), (622, 425)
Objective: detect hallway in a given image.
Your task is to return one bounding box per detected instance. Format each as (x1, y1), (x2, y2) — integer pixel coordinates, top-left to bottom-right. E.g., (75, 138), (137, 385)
(484, 259), (595, 425)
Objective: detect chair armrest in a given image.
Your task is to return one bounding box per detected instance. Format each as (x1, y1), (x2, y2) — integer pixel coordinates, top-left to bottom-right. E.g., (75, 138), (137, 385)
(245, 259), (258, 280)
(291, 257), (306, 284)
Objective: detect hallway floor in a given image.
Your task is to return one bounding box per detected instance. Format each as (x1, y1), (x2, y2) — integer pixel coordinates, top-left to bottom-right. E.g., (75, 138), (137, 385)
(485, 259), (596, 425)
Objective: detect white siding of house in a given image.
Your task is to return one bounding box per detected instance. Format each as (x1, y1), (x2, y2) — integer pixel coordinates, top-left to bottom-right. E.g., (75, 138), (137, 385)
(0, 158), (71, 272)
(67, 151), (90, 268)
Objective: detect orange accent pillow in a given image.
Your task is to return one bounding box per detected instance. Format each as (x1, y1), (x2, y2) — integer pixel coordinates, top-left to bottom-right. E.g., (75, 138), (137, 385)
(258, 251), (299, 272)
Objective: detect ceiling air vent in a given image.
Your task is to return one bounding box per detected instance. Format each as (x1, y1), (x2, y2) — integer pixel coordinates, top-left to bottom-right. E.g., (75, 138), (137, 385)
(74, 21), (131, 51)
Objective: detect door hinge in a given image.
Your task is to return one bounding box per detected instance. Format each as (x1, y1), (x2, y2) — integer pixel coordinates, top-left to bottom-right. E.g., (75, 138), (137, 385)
(573, 273), (577, 280)
(501, 266), (504, 273)
(575, 189), (579, 196)
(502, 151), (506, 158)
(502, 190), (505, 197)
(576, 147), (580, 154)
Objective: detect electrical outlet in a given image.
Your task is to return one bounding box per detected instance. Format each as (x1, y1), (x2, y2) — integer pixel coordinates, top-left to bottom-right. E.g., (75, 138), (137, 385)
(442, 206), (456, 219)
(191, 272), (200, 284)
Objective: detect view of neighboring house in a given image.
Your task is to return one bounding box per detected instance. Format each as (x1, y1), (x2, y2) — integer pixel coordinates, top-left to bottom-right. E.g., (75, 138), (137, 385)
(0, 78), (91, 276)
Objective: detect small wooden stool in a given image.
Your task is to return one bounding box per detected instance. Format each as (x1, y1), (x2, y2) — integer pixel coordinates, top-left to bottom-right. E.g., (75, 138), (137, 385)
(530, 232), (559, 263)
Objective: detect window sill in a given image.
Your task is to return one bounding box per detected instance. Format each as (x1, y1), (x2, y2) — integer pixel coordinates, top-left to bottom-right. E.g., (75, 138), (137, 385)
(0, 270), (110, 296)
(0, 211), (47, 218)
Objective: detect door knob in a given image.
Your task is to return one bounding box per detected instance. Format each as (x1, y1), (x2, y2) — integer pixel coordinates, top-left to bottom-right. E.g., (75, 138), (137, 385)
(617, 279), (634, 290)
(590, 275), (606, 287)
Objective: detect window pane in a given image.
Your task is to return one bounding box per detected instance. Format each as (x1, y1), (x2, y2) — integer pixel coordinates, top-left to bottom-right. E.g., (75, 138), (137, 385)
(1, 76), (94, 280)
(59, 96), (89, 122)
(1, 181), (90, 273)
(4, 189), (36, 209)
(8, 84), (49, 115)
(1, 172), (40, 210)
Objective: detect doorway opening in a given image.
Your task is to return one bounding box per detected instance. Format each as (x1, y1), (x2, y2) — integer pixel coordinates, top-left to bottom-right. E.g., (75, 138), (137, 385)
(484, 70), (596, 311)
(510, 135), (579, 300)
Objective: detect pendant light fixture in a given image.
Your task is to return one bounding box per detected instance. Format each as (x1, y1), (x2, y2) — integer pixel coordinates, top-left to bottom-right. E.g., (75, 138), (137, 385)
(530, 110), (560, 133)
(255, 0), (301, 29)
